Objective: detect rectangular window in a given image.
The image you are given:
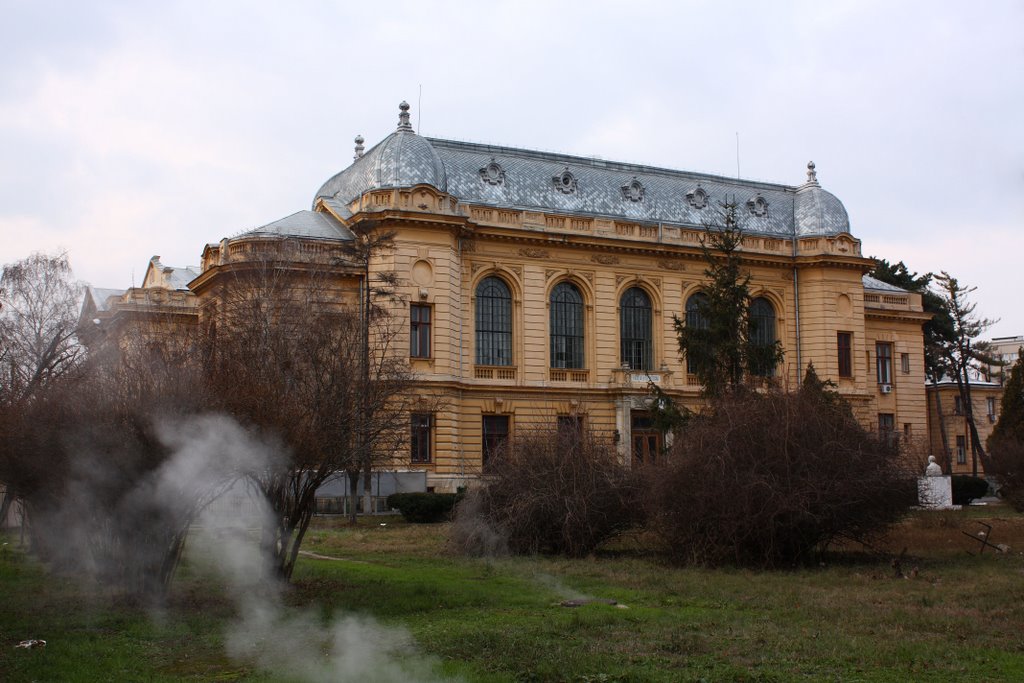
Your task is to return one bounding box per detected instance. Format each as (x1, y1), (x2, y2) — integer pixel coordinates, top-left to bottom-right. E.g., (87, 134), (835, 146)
(987, 397), (997, 420)
(878, 413), (895, 443)
(410, 413), (432, 463)
(901, 353), (911, 374)
(954, 396), (963, 415)
(956, 435), (967, 464)
(557, 415), (583, 436)
(410, 304), (431, 358)
(904, 423), (912, 437)
(876, 342), (892, 384)
(837, 332), (852, 378)
(482, 415), (510, 469)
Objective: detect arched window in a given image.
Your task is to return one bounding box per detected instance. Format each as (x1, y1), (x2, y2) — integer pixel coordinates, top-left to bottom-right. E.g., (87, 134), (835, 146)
(620, 287), (652, 371)
(550, 282), (584, 369)
(685, 292), (709, 374)
(475, 276), (512, 366)
(749, 297), (777, 377)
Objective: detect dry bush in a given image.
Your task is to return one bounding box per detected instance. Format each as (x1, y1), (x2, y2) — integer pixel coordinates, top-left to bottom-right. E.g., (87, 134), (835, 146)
(989, 436), (1024, 512)
(648, 379), (916, 568)
(10, 336), (214, 597)
(451, 428), (641, 557)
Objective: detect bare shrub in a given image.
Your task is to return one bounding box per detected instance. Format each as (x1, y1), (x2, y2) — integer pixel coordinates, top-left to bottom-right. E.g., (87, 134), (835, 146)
(451, 428), (641, 557)
(11, 335), (218, 598)
(648, 371), (916, 568)
(448, 490), (509, 558)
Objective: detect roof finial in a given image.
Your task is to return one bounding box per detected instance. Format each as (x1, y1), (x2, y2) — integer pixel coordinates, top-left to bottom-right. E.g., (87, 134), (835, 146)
(806, 160), (818, 184)
(353, 135), (365, 160)
(397, 101), (413, 132)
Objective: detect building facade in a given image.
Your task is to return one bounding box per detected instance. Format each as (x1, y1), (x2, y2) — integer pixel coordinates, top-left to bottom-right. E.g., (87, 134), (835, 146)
(925, 374), (1002, 477)
(89, 103), (930, 492)
(985, 335), (1023, 384)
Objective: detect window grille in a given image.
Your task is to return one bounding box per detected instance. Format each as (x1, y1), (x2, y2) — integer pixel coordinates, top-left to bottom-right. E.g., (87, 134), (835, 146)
(620, 287), (652, 371)
(749, 297), (776, 377)
(476, 276), (512, 366)
(550, 282), (584, 369)
(410, 304), (431, 358)
(685, 292), (709, 374)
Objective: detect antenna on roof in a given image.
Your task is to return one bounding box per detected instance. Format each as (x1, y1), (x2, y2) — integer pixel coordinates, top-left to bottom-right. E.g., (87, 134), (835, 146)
(735, 132), (741, 179)
(417, 84), (422, 133)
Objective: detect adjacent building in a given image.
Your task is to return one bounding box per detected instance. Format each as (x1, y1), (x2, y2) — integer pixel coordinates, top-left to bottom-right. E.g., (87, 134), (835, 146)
(925, 372), (1003, 477)
(985, 335), (1023, 384)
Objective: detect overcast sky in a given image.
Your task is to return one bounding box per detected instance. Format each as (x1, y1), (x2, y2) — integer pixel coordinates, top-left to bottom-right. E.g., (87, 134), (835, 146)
(2, 0), (1022, 337)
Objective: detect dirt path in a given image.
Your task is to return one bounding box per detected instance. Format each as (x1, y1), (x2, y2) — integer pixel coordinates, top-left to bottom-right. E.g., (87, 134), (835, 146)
(297, 550), (369, 563)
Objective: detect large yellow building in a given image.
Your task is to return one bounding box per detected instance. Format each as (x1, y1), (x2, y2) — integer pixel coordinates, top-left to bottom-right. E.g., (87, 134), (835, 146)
(90, 103), (930, 492)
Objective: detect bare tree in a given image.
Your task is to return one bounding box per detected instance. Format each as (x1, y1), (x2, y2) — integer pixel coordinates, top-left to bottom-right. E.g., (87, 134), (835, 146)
(3, 329), (225, 599)
(0, 252), (84, 529)
(206, 247), (415, 580)
(933, 272), (998, 476)
(338, 224), (404, 519)
(0, 252), (84, 403)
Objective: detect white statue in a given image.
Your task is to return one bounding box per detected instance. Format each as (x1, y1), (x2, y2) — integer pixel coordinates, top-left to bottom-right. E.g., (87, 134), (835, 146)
(925, 455), (942, 477)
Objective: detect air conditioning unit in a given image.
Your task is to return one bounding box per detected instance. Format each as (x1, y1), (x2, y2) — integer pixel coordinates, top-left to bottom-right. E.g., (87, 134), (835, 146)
(879, 384), (892, 394)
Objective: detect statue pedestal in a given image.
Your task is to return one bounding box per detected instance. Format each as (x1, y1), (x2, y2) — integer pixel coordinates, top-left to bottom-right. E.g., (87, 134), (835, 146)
(918, 475), (954, 509)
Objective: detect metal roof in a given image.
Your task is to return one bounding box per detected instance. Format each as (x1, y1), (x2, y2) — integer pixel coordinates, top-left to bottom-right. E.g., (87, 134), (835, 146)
(85, 287), (126, 312)
(314, 103), (853, 238)
(243, 210), (355, 241)
(862, 274), (911, 293)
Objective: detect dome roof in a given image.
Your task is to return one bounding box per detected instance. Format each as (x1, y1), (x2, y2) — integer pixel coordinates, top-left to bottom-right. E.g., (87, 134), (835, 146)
(314, 102), (446, 206)
(793, 162), (850, 235)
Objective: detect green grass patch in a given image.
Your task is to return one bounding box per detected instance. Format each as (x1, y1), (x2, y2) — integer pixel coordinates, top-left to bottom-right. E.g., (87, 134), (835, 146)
(3, 508), (1024, 681)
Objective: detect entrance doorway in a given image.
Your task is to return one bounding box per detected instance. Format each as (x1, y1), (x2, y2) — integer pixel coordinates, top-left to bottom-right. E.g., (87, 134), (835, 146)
(631, 411), (662, 467)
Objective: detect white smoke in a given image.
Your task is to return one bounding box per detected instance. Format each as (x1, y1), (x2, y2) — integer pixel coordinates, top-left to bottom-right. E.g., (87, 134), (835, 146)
(157, 414), (457, 683)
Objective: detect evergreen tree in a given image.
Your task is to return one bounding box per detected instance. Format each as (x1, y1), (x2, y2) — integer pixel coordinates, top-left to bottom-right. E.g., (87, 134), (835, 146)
(990, 351), (1024, 446)
(989, 351), (1024, 511)
(674, 202), (783, 397)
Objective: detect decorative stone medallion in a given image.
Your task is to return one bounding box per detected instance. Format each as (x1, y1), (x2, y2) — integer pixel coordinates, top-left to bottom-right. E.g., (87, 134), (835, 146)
(747, 194), (769, 217)
(686, 186), (709, 209)
(479, 158), (505, 186)
(553, 168), (578, 194)
(620, 177), (645, 202)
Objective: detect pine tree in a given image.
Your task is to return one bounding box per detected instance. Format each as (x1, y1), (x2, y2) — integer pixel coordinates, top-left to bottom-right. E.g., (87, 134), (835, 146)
(934, 272), (998, 476)
(673, 202), (783, 398)
(989, 351), (1024, 511)
(990, 351), (1024, 446)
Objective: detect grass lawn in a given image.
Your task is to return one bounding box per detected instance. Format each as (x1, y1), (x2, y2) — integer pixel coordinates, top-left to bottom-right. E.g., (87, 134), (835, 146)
(3, 506), (1024, 682)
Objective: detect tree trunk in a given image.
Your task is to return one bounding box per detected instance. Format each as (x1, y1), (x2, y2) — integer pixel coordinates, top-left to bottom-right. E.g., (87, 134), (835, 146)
(362, 459), (373, 517)
(347, 469), (360, 525)
(931, 381), (952, 473)
(281, 505), (314, 581)
(959, 371), (993, 476)
(0, 492), (13, 531)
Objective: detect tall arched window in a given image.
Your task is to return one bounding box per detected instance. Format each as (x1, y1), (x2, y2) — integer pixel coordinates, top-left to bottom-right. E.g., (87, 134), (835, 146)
(550, 282), (584, 369)
(476, 276), (512, 366)
(620, 287), (652, 371)
(685, 292), (709, 374)
(749, 297), (777, 377)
